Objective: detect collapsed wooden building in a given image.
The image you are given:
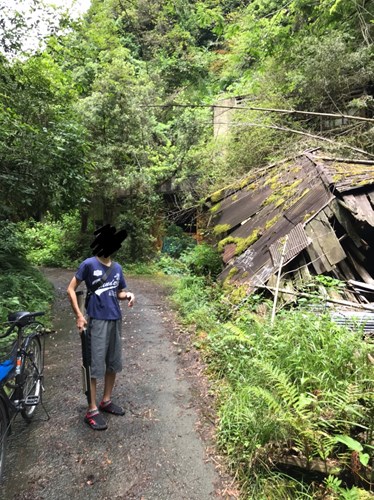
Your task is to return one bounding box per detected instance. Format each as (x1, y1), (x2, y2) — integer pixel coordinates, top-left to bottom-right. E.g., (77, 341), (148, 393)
(206, 149), (374, 329)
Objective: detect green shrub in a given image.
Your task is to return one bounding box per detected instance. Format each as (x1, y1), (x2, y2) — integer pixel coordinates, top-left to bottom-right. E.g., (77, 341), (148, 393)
(20, 211), (92, 268)
(172, 275), (219, 330)
(161, 224), (196, 258)
(0, 222), (54, 348)
(180, 243), (223, 278)
(155, 254), (189, 275)
(170, 269), (373, 498)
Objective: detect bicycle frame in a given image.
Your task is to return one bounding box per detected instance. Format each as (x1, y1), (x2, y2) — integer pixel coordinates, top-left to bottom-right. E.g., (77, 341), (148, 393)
(0, 311), (52, 481)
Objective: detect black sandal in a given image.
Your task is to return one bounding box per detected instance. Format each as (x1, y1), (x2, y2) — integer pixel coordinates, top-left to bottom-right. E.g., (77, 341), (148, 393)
(84, 410), (108, 430)
(99, 400), (125, 416)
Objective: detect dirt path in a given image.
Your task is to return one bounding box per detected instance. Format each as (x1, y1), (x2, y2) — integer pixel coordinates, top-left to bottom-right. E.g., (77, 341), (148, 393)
(0, 269), (232, 500)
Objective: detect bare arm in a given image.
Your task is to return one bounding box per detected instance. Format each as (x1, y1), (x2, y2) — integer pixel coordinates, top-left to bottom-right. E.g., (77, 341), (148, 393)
(117, 290), (135, 307)
(67, 276), (87, 331)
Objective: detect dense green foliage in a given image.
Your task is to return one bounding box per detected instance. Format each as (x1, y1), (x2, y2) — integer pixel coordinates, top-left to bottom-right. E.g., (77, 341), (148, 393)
(0, 222), (53, 333)
(2, 0), (373, 246)
(1, 1), (373, 496)
(170, 263), (373, 498)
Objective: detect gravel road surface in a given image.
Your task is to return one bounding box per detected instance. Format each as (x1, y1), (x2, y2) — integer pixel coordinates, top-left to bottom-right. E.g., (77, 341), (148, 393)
(0, 269), (233, 500)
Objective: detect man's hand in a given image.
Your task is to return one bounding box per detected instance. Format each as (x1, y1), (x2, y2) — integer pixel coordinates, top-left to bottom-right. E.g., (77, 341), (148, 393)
(118, 291), (135, 307)
(126, 292), (135, 308)
(77, 314), (87, 332)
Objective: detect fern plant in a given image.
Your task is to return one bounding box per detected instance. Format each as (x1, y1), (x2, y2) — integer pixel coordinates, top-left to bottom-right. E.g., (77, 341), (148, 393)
(246, 360), (336, 468)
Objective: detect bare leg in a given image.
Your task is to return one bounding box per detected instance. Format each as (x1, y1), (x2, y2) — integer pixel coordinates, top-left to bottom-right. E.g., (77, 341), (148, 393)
(88, 378), (97, 411)
(102, 372), (116, 402)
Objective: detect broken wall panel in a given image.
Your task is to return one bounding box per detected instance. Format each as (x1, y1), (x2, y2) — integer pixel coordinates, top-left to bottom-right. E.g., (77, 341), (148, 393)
(331, 199), (362, 247)
(307, 211), (346, 267)
(343, 193), (374, 227)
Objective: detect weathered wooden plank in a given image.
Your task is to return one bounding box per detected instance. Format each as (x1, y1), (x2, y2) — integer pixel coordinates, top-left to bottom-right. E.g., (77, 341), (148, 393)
(354, 193), (374, 226)
(367, 191), (374, 207)
(346, 249), (374, 285)
(306, 212), (346, 269)
(323, 205), (333, 219)
(278, 278), (297, 303)
(349, 279), (374, 292)
(333, 261), (360, 303)
(331, 199), (362, 247)
(343, 194), (358, 214)
(336, 259), (356, 281)
(261, 286), (374, 311)
(305, 223), (331, 273)
(343, 193), (374, 226)
(314, 211), (347, 266)
(293, 253), (312, 286)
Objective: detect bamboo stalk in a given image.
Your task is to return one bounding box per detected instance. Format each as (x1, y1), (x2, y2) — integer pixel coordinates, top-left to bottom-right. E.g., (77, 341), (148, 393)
(262, 286), (374, 312)
(271, 236), (289, 326)
(226, 122), (374, 158)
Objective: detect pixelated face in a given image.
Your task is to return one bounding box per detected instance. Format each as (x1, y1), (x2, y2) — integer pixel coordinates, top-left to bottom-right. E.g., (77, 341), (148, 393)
(90, 224), (128, 257)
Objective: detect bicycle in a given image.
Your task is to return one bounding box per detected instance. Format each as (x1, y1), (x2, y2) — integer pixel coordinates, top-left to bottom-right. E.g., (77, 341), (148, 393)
(0, 310), (53, 481)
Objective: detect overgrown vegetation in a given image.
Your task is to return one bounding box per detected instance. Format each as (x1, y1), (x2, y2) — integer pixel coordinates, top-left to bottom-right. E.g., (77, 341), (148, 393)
(1, 0), (374, 497)
(169, 258), (374, 498)
(2, 0), (373, 254)
(0, 222), (53, 356)
(19, 211), (93, 268)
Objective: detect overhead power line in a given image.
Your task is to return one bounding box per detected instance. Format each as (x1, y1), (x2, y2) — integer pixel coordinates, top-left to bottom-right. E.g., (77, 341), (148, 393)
(141, 103), (374, 124)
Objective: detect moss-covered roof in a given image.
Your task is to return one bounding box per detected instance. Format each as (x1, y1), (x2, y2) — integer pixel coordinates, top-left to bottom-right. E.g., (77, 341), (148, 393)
(208, 150), (374, 288)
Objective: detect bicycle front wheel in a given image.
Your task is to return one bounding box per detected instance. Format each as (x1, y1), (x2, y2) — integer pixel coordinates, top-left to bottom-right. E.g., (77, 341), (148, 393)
(0, 398), (8, 482)
(21, 336), (42, 423)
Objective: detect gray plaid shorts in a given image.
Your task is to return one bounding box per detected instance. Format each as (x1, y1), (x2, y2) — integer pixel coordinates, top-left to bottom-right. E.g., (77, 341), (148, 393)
(88, 319), (122, 378)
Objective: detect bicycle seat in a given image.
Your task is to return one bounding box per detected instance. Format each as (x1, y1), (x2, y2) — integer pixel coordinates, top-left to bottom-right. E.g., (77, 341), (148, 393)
(8, 311), (45, 327)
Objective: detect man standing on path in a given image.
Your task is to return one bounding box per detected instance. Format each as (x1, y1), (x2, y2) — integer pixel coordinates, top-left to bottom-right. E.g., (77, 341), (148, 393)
(67, 225), (135, 430)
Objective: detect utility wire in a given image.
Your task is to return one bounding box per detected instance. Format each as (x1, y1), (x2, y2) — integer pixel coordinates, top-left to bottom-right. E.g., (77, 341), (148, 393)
(140, 102), (374, 124)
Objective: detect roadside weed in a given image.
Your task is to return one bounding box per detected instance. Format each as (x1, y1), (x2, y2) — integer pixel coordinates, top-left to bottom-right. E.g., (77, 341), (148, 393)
(171, 273), (374, 498)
